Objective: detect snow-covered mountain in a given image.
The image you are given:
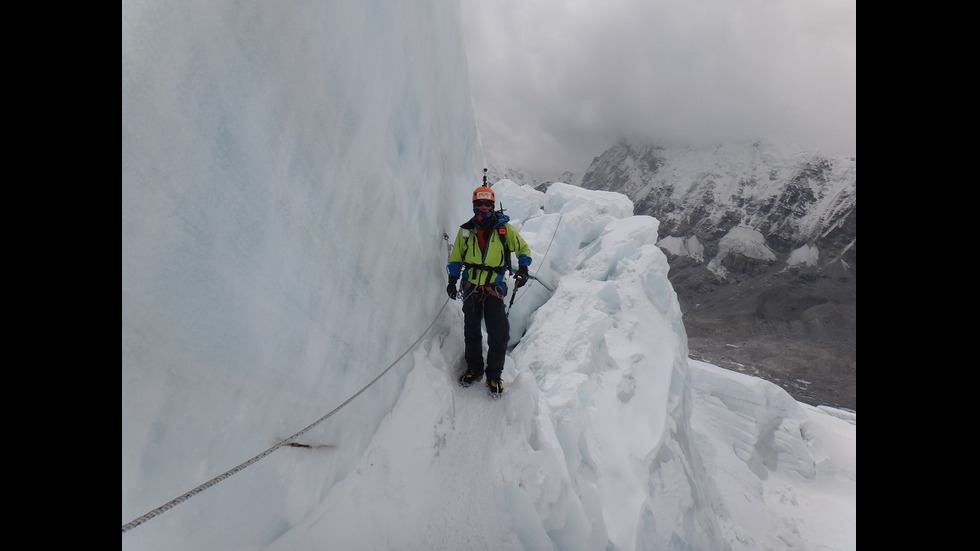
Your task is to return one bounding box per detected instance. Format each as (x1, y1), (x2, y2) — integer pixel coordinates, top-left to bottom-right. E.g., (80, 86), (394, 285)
(580, 139), (855, 270)
(484, 161), (578, 192)
(577, 139), (856, 409)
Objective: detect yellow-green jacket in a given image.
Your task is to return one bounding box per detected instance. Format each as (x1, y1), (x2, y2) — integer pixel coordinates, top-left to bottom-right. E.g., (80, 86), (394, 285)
(447, 213), (531, 290)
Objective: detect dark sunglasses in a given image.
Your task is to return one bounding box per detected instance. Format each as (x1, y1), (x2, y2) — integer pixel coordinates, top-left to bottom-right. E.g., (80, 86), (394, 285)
(474, 201), (494, 210)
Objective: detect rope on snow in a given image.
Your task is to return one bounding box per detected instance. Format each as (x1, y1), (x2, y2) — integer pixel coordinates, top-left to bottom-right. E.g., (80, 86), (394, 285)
(122, 297), (452, 534)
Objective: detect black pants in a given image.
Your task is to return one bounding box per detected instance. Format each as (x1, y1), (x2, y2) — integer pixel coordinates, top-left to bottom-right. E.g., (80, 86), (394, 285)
(462, 293), (509, 381)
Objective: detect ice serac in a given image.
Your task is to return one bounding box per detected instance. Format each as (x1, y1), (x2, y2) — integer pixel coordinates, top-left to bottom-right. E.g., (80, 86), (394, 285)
(122, 1), (481, 549)
(505, 183), (730, 550)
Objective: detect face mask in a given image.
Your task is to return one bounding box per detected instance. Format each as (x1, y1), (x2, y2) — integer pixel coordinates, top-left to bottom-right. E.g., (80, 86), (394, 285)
(473, 206), (494, 225)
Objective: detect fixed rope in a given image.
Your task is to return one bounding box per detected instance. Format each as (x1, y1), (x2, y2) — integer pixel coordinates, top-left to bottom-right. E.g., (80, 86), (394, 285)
(507, 212), (562, 314)
(122, 297), (452, 534)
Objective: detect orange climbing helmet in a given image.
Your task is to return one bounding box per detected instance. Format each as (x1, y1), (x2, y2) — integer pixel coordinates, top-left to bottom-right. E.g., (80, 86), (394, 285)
(472, 186), (495, 204)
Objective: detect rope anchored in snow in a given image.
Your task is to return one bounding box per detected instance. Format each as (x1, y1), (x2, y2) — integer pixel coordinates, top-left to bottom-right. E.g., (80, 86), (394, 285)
(122, 298), (453, 534)
(507, 212), (561, 315)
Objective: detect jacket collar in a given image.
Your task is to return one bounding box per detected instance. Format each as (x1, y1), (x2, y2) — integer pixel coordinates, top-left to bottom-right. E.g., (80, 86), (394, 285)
(462, 212), (510, 230)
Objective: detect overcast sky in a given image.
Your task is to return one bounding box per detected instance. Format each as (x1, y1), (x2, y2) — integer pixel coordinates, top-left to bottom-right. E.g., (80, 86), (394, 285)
(460, 0), (856, 178)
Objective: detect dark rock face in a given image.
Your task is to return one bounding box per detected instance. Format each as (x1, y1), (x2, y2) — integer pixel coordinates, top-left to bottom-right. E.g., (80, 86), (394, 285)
(675, 257), (856, 411)
(580, 140), (856, 410)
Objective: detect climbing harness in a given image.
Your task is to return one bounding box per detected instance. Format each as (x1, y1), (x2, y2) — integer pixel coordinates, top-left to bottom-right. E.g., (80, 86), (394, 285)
(462, 282), (506, 303)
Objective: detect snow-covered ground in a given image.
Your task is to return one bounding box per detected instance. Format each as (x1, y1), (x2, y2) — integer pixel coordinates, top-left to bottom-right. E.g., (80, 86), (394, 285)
(263, 182), (855, 551)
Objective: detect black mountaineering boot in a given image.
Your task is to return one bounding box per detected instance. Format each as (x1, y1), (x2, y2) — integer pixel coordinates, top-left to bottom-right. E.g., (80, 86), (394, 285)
(459, 369), (483, 388)
(487, 378), (503, 397)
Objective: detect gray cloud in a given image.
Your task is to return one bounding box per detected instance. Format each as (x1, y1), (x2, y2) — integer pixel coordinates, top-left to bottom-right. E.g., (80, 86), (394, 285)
(461, 0), (856, 177)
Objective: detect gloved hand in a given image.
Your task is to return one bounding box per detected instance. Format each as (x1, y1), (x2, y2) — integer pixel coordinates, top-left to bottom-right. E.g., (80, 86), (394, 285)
(447, 276), (459, 299)
(514, 265), (529, 288)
